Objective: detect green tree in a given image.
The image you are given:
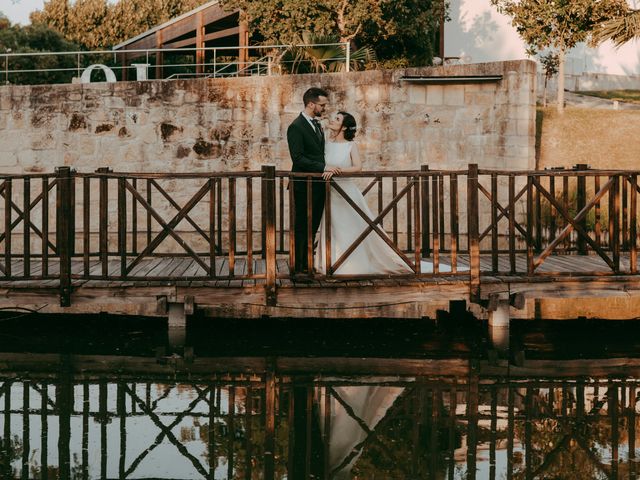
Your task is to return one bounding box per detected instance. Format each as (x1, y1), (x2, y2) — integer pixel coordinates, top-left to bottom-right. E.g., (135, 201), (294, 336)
(220, 0), (445, 67)
(279, 31), (376, 74)
(0, 18), (80, 85)
(490, 0), (628, 113)
(31, 0), (209, 49)
(593, 7), (640, 47)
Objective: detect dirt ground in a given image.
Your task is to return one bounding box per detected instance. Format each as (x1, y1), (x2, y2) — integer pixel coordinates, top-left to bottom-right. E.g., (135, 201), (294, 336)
(536, 107), (640, 170)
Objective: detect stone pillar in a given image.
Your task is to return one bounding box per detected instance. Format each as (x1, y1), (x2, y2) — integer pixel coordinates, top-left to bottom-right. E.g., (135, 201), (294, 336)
(488, 299), (510, 351)
(168, 303), (187, 348)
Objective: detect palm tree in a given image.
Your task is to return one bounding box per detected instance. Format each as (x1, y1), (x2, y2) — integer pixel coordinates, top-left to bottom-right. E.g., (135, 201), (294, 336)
(277, 31), (376, 74)
(594, 8), (640, 47)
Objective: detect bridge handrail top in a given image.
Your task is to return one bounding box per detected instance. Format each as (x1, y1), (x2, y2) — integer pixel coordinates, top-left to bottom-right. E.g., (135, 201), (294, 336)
(0, 167), (637, 181)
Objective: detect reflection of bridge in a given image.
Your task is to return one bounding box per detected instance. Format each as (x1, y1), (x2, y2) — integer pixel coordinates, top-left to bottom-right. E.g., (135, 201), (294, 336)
(1, 165), (640, 319)
(1, 351), (639, 479)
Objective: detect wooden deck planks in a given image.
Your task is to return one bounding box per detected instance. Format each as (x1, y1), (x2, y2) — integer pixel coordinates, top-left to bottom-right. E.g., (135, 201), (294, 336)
(0, 253), (639, 301)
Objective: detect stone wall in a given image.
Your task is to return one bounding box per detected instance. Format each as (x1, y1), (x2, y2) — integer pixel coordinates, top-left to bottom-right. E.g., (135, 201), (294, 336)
(0, 60), (536, 174)
(0, 61), (536, 254)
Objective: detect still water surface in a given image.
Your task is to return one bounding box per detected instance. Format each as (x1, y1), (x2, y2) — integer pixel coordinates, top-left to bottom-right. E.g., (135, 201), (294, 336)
(0, 313), (639, 479)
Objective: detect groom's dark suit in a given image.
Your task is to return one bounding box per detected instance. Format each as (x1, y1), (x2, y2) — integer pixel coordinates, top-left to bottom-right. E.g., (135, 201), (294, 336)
(287, 113), (326, 274)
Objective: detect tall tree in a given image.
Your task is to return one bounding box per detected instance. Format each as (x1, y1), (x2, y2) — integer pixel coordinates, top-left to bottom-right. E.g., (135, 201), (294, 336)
(219, 0), (445, 66)
(31, 0), (209, 49)
(0, 18), (80, 84)
(490, 0), (628, 112)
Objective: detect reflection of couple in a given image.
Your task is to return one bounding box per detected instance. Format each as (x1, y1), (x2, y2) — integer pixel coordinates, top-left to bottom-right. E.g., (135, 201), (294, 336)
(287, 87), (411, 277)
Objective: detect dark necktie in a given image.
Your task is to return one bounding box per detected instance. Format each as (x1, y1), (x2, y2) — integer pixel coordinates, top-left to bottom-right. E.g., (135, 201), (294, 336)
(311, 119), (323, 141)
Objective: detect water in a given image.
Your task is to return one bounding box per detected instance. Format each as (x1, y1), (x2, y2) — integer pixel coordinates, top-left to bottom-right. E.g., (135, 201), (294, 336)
(0, 312), (639, 479)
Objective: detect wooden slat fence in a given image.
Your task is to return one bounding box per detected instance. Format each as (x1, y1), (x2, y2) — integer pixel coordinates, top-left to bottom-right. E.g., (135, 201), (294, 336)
(0, 165), (639, 305)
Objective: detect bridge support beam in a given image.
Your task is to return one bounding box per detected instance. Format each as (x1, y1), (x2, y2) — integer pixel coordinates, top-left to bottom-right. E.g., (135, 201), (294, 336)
(487, 295), (510, 352)
(163, 295), (194, 349)
(168, 304), (186, 348)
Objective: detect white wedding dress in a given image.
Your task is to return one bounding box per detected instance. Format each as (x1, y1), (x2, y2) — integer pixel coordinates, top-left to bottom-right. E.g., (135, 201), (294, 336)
(315, 141), (466, 275)
(315, 141), (413, 275)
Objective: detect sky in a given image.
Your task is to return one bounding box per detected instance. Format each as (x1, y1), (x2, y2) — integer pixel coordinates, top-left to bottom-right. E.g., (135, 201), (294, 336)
(2, 0), (45, 25)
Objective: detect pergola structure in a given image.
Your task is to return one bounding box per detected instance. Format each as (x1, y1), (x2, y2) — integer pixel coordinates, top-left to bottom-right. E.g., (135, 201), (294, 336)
(112, 0), (249, 80)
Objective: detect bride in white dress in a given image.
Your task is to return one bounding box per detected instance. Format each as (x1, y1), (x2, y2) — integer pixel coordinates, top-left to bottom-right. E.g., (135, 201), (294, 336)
(315, 112), (413, 275)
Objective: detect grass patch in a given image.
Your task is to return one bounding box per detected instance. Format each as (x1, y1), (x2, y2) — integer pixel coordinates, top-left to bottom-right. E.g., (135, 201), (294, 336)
(579, 90), (640, 104)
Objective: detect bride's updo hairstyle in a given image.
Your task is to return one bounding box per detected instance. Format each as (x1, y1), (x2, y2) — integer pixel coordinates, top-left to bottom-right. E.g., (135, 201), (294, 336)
(339, 111), (357, 141)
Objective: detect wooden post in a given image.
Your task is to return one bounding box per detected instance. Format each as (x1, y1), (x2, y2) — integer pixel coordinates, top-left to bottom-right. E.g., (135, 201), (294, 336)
(466, 371), (479, 480)
(118, 177), (127, 277)
(97, 167), (111, 278)
(527, 175), (534, 275)
(610, 175), (621, 272)
(42, 177), (49, 277)
(325, 180), (332, 275)
(575, 164), (588, 254)
(155, 31), (163, 80)
(509, 175), (516, 274)
(264, 361), (276, 480)
(631, 174), (637, 274)
(262, 166), (277, 306)
(56, 167), (73, 307)
(421, 165), (430, 258)
(467, 164), (480, 302)
(491, 173), (498, 272)
(23, 177), (30, 277)
(57, 370), (72, 480)
(229, 178), (236, 277)
(238, 17), (249, 74)
(451, 174), (459, 272)
(3, 179), (10, 278)
(195, 11), (205, 75)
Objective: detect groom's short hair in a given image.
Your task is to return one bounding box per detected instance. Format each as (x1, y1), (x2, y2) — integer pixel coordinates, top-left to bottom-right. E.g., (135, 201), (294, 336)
(303, 87), (329, 107)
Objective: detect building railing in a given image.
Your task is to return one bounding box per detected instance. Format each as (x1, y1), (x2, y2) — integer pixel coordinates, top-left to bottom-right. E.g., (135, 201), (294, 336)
(1, 43), (351, 86)
(0, 165), (638, 305)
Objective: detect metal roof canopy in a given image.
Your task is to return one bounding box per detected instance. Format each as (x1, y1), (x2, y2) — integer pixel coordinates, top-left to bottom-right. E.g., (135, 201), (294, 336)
(112, 0), (248, 80)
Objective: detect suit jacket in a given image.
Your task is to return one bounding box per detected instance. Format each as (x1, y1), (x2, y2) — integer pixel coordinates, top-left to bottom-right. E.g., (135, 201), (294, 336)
(287, 113), (325, 173)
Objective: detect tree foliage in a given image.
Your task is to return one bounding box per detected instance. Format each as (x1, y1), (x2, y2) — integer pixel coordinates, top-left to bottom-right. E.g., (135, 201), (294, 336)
(30, 0), (443, 66)
(593, 7), (640, 47)
(0, 17), (80, 84)
(490, 0), (627, 112)
(30, 0), (209, 49)
(220, 0), (445, 66)
(489, 0), (628, 53)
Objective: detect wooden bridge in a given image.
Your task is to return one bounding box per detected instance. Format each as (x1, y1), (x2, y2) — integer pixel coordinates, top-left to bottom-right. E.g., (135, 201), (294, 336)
(1, 164), (640, 318)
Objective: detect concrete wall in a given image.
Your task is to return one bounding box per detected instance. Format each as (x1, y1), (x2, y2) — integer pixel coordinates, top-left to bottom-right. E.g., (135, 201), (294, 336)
(539, 72), (640, 103)
(0, 60), (536, 174)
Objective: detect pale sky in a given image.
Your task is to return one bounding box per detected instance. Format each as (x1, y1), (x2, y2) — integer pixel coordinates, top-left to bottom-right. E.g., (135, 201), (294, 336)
(2, 0), (45, 25)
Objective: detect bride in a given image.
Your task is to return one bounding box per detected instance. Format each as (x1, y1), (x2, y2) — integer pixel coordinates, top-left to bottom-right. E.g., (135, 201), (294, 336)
(315, 112), (413, 275)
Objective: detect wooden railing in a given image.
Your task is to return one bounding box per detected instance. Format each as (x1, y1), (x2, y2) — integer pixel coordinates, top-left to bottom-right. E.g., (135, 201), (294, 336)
(0, 165), (639, 305)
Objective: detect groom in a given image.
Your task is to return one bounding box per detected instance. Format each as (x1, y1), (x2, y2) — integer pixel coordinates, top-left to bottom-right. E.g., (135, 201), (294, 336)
(287, 87), (337, 276)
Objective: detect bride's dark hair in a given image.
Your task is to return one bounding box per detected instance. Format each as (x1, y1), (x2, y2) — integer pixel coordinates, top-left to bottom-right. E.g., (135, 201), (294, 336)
(339, 111), (357, 141)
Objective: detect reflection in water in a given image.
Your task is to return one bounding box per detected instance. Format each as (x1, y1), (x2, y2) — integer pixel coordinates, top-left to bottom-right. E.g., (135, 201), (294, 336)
(0, 314), (639, 479)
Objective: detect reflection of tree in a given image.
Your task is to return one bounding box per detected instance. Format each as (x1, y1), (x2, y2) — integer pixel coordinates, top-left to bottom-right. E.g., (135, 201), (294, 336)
(511, 388), (625, 480)
(23, 448), (84, 479)
(197, 415), (289, 479)
(352, 389), (460, 479)
(0, 435), (22, 478)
